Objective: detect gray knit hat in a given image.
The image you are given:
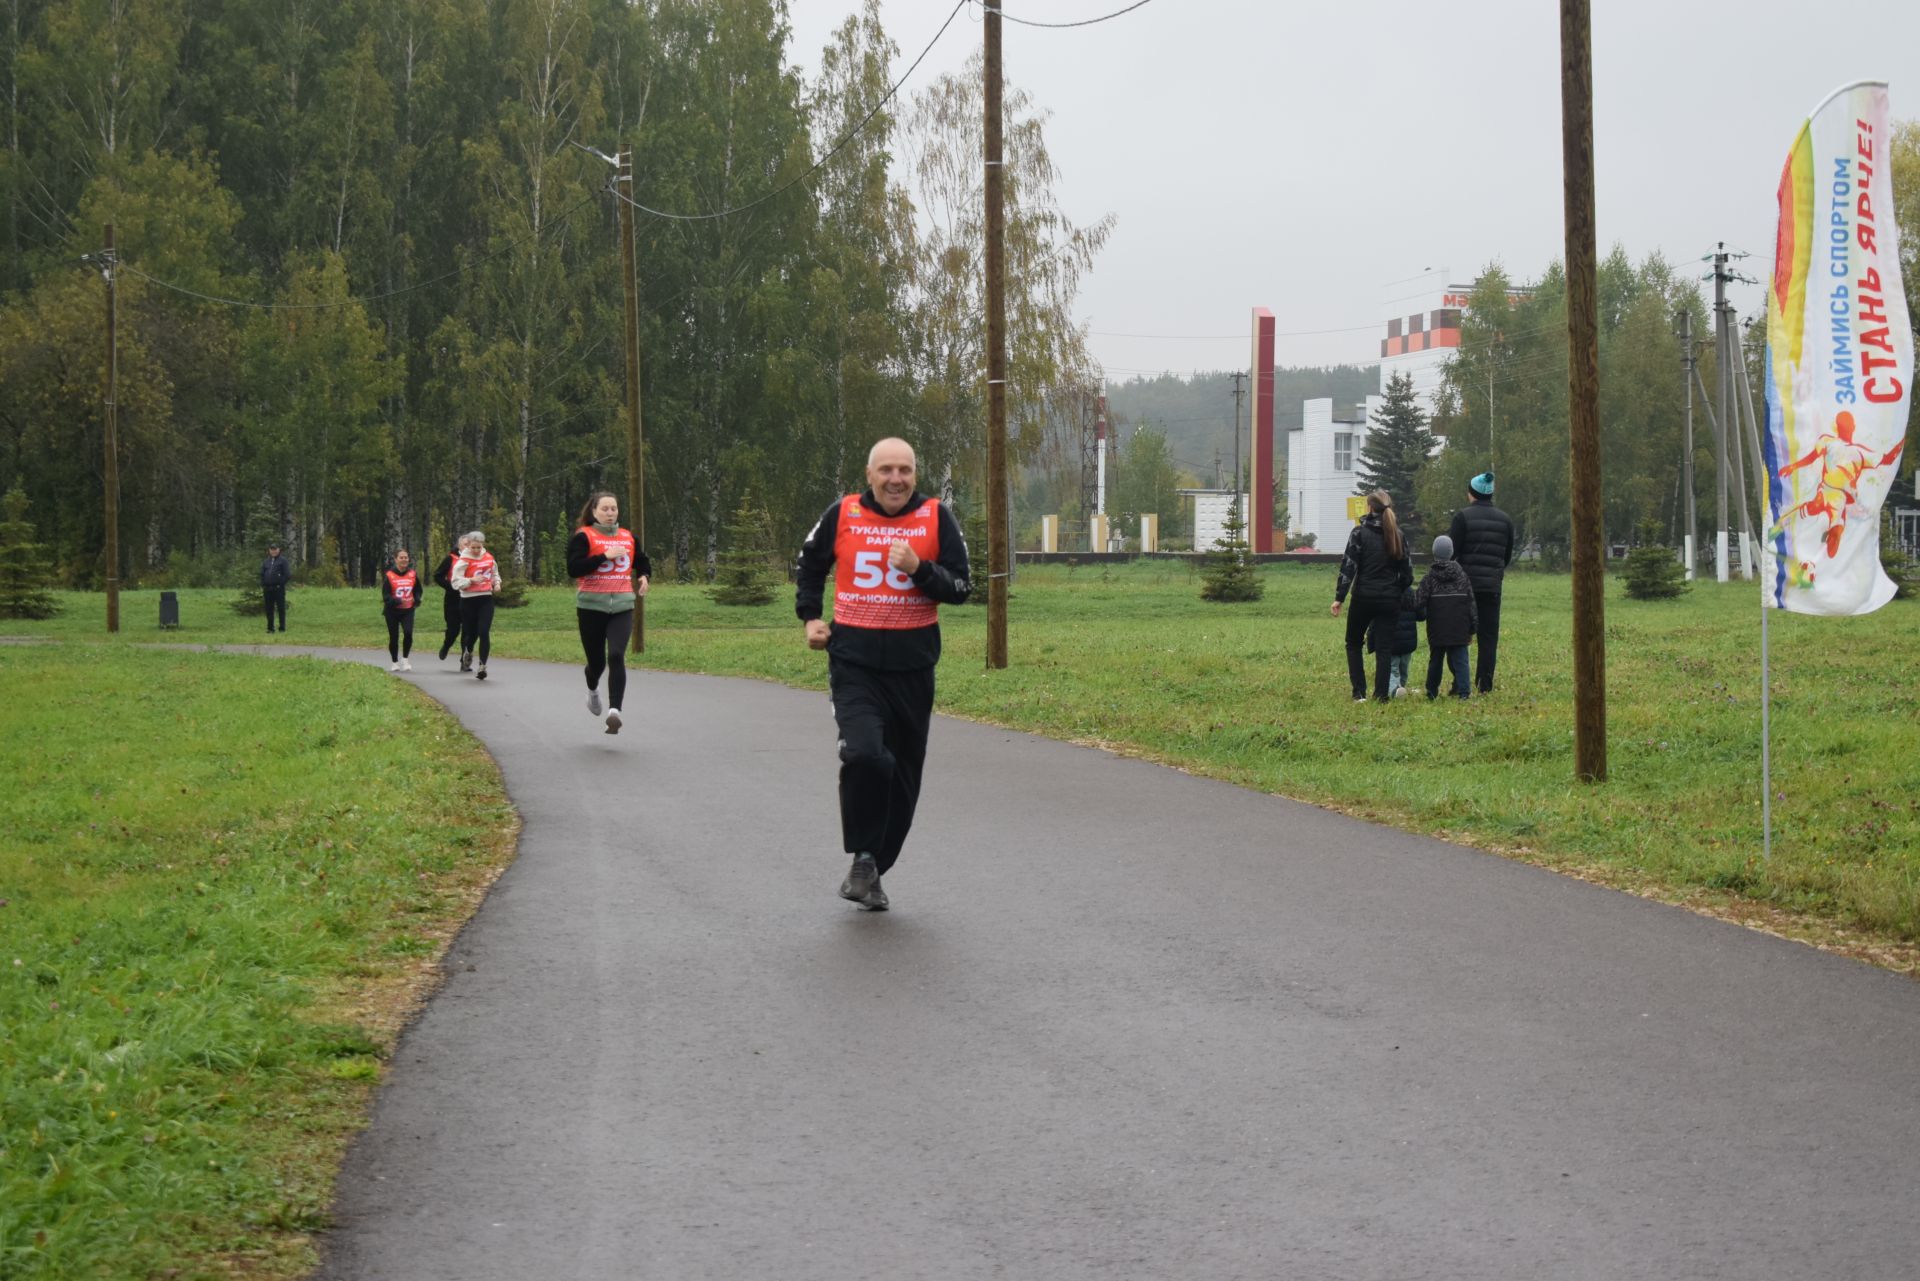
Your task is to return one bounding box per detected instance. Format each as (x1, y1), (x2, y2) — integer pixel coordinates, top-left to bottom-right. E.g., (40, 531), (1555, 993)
(1432, 534), (1455, 562)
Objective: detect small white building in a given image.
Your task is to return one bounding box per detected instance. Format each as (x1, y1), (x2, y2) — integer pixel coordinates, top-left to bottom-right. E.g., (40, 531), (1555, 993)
(1179, 489), (1252, 550)
(1286, 396), (1379, 550)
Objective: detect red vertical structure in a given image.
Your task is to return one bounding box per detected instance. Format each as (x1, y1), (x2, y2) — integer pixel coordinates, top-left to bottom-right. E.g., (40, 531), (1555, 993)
(1248, 308), (1277, 552)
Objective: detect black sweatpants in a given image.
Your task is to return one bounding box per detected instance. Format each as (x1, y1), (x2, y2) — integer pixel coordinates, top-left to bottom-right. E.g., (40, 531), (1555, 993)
(440, 595), (462, 656)
(577, 608), (634, 710)
(829, 659), (935, 876)
(385, 607), (416, 661)
(459, 596), (495, 663)
(1343, 597), (1399, 701)
(263, 586), (287, 632)
(1473, 591), (1503, 692)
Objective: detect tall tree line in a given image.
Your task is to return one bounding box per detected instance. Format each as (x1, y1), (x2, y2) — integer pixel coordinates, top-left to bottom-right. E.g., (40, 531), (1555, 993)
(0, 0), (1105, 586)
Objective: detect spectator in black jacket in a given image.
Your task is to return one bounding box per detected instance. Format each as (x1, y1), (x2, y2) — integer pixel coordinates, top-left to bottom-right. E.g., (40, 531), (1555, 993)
(1448, 472), (1515, 693)
(1416, 534), (1478, 699)
(260, 542), (291, 633)
(794, 437), (972, 912)
(1331, 489), (1413, 702)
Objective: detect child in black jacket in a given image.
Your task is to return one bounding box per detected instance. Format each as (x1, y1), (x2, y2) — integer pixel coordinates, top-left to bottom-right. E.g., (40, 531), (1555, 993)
(1416, 535), (1478, 699)
(1383, 587), (1419, 698)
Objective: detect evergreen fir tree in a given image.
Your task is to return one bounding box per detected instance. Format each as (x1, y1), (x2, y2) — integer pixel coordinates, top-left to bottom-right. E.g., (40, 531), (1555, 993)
(480, 507), (531, 607)
(230, 496), (285, 616)
(1355, 371), (1433, 546)
(959, 501), (989, 606)
(1199, 500), (1264, 602)
(0, 481), (59, 619)
(709, 495), (778, 606)
(1623, 519), (1690, 600)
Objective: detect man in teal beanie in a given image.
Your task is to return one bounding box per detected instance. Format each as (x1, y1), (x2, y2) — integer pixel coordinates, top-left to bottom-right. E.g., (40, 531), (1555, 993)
(1448, 471), (1514, 693)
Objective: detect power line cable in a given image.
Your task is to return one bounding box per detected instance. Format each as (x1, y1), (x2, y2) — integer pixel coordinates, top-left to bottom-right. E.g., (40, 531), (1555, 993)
(613, 0), (966, 223)
(979, 0), (1161, 29)
(118, 190), (604, 312)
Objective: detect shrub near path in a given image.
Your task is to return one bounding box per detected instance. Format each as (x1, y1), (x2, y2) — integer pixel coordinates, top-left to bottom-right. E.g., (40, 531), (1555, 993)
(12, 560), (1920, 958)
(0, 646), (515, 1280)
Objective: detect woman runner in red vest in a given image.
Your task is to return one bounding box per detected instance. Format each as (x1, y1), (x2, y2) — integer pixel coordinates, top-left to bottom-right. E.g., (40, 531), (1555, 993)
(566, 491), (651, 733)
(380, 548), (421, 672)
(450, 531), (498, 679)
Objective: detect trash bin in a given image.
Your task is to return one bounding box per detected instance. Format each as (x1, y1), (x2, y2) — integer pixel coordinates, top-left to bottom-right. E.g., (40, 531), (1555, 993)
(159, 590), (179, 628)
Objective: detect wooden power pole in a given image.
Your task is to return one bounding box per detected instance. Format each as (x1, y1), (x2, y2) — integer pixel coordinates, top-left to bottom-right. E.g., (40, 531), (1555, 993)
(983, 1), (1008, 669)
(616, 145), (646, 653)
(103, 224), (120, 634)
(1559, 0), (1606, 781)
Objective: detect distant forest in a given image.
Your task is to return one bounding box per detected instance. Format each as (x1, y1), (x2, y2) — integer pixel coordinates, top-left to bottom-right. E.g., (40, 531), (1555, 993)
(1104, 367), (1378, 487)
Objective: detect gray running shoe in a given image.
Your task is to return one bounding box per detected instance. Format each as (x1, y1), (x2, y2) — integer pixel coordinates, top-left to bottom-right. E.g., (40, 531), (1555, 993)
(587, 688), (603, 716)
(460, 652), (472, 672)
(604, 708), (622, 734)
(860, 879), (889, 912)
(839, 854), (879, 905)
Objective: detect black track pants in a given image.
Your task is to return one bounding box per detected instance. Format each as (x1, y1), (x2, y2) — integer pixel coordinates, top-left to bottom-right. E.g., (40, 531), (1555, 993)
(459, 596), (495, 663)
(385, 608), (415, 661)
(1343, 597), (1398, 701)
(1473, 591), (1502, 692)
(440, 596), (462, 655)
(577, 608), (633, 709)
(829, 659), (935, 876)
(263, 586), (287, 631)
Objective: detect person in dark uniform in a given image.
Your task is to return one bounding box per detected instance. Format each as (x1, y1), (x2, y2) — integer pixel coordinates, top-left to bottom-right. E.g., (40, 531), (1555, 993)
(1448, 471), (1516, 693)
(433, 534), (469, 662)
(794, 438), (972, 912)
(260, 541), (291, 633)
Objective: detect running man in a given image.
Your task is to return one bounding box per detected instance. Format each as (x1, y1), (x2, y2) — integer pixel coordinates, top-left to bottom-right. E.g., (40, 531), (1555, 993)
(567, 491), (651, 734)
(794, 438), (972, 912)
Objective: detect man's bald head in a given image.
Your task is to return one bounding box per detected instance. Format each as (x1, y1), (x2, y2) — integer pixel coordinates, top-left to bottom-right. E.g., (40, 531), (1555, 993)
(865, 437), (918, 514)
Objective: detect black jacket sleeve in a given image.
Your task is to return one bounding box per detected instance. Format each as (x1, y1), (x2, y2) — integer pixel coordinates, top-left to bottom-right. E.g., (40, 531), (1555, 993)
(1395, 553), (1414, 596)
(433, 555), (454, 592)
(793, 499), (843, 622)
(1449, 508), (1468, 551)
(911, 503), (973, 605)
(1334, 526), (1364, 603)
(379, 571), (395, 608)
(565, 531), (605, 579)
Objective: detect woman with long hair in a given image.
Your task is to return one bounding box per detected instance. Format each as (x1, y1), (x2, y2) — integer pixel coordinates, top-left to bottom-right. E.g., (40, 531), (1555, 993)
(567, 491), (651, 734)
(380, 547), (421, 672)
(1330, 489), (1413, 702)
(450, 530), (498, 680)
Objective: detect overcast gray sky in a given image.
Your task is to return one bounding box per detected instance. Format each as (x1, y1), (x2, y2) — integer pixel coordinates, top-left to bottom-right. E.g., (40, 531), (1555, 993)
(784, 0), (1920, 379)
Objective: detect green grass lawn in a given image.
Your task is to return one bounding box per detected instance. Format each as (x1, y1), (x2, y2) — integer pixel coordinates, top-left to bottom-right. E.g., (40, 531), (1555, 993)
(10, 561), (1920, 954)
(0, 645), (514, 1280)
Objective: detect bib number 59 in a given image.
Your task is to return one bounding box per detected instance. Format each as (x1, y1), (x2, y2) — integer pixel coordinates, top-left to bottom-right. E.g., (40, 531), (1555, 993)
(851, 550), (914, 590)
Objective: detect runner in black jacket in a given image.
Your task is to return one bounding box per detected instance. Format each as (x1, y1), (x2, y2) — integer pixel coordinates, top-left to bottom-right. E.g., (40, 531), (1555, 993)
(794, 438), (971, 912)
(432, 537), (468, 662)
(1331, 489), (1413, 702)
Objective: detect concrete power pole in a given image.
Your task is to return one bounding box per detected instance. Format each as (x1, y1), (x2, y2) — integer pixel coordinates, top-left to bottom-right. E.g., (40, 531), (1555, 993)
(616, 145), (646, 652)
(1560, 0), (1607, 783)
(983, 1), (1008, 669)
(1675, 309), (1697, 579)
(103, 224), (120, 633)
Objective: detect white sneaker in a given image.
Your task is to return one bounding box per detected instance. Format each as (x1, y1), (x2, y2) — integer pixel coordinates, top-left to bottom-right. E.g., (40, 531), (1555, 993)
(390, 661), (403, 672)
(587, 689), (603, 716)
(401, 658), (413, 672)
(604, 708), (622, 735)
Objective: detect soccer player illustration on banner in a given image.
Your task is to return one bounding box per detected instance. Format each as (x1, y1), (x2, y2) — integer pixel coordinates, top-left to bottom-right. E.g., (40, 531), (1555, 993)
(794, 437), (972, 913)
(1771, 409), (1906, 576)
(567, 490), (651, 735)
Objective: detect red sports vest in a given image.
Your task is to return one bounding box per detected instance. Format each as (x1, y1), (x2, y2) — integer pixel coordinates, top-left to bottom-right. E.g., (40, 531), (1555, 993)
(831, 495), (940, 630)
(455, 553), (497, 595)
(385, 568), (418, 609)
(576, 526), (636, 594)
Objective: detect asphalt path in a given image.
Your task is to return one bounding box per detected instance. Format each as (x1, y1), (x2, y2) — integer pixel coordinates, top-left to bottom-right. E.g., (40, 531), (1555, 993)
(237, 645), (1920, 1280)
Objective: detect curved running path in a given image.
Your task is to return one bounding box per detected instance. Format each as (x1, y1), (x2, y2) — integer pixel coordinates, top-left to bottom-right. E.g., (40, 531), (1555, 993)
(251, 647), (1920, 1280)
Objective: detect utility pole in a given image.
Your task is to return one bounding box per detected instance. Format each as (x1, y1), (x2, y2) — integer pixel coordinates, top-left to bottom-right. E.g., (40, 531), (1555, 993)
(103, 224), (120, 633)
(1675, 309), (1697, 578)
(1229, 371), (1247, 546)
(1560, 0), (1606, 783)
(618, 145), (648, 656)
(616, 145), (646, 652)
(1710, 244), (1732, 581)
(983, 1), (1008, 669)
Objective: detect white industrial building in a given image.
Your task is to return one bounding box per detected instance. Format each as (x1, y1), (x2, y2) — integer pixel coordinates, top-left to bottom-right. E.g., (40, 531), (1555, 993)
(1286, 397), (1379, 550)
